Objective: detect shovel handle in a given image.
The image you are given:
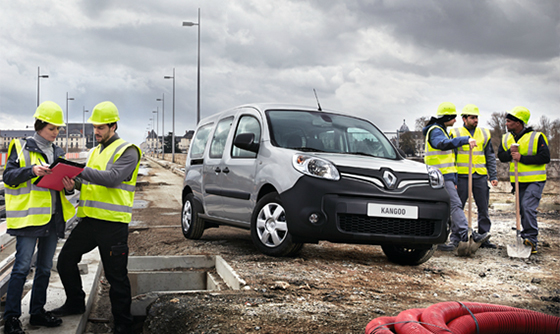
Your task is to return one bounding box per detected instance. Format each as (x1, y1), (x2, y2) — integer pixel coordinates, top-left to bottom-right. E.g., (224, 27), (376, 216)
(468, 146), (473, 229)
(511, 144), (521, 231)
(514, 160), (521, 231)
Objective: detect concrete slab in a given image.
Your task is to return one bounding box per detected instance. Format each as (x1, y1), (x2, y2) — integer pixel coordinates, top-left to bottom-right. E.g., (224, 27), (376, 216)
(1, 241), (102, 334)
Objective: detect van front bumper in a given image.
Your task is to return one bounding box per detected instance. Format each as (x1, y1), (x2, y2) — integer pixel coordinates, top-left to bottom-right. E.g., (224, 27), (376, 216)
(280, 175), (450, 246)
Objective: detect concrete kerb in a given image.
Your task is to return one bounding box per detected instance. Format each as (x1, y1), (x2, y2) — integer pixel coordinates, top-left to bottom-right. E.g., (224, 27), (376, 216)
(12, 242), (102, 334)
(144, 155), (185, 178)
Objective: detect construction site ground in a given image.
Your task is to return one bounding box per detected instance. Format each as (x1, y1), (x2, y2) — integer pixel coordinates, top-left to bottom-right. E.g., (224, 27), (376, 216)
(86, 158), (560, 333)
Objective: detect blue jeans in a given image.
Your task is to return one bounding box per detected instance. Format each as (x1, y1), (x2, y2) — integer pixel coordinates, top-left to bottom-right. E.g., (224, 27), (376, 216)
(3, 227), (58, 319)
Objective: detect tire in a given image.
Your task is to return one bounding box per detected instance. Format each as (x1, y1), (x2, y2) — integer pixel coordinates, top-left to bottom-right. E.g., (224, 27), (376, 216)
(181, 193), (205, 239)
(381, 244), (436, 266)
(251, 192), (303, 257)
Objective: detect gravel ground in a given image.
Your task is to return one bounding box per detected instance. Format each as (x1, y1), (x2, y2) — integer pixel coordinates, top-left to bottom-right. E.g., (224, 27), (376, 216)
(85, 159), (560, 334)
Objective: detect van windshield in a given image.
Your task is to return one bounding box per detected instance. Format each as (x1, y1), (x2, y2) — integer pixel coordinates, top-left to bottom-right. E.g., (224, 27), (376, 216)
(266, 110), (397, 159)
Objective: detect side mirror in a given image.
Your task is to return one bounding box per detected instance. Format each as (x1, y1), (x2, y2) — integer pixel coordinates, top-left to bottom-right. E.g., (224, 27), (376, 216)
(233, 133), (260, 153)
(397, 148), (406, 158)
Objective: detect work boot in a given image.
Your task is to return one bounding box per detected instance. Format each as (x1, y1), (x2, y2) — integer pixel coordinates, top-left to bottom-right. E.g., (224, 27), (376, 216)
(3, 317), (25, 334)
(472, 231), (490, 244)
(29, 310), (62, 327)
(480, 240), (497, 249)
(437, 240), (459, 251)
(49, 302), (85, 317)
(523, 239), (537, 254)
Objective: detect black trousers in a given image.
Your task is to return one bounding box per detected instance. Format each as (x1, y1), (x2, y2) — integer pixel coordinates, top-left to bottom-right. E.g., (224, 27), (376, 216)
(57, 217), (132, 326)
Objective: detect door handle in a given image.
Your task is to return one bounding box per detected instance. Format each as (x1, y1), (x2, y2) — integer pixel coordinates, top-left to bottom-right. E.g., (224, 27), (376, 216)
(214, 167), (221, 173)
(223, 167), (230, 174)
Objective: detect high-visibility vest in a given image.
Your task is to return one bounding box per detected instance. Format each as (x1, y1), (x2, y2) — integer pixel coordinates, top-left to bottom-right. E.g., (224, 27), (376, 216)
(4, 139), (75, 229)
(424, 125), (457, 175)
(450, 127), (491, 175)
(501, 131), (548, 183)
(77, 139), (141, 223)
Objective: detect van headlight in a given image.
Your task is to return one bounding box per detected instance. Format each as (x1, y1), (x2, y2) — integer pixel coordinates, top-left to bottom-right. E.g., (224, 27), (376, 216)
(427, 165), (444, 188)
(292, 154), (340, 181)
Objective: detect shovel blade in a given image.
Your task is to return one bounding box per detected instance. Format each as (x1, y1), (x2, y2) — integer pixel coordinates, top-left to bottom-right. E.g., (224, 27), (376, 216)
(507, 237), (532, 258)
(457, 240), (470, 257)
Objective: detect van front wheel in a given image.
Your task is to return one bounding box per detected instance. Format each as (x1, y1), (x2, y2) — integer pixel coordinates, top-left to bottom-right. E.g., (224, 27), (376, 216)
(181, 193), (205, 239)
(251, 193), (303, 257)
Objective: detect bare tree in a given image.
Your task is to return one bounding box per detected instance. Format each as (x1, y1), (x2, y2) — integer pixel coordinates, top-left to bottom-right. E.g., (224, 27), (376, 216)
(535, 116), (560, 159)
(415, 116), (430, 131)
(487, 111), (508, 153)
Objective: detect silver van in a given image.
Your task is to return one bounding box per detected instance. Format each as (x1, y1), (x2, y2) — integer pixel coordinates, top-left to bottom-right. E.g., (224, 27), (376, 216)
(181, 104), (450, 265)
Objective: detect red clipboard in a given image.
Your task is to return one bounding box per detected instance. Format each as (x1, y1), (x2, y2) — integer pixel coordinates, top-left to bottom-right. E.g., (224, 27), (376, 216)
(33, 158), (85, 191)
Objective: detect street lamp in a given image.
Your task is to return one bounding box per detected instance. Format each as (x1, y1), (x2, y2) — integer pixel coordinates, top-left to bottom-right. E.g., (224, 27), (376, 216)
(37, 67), (49, 107)
(157, 95), (164, 159)
(153, 108), (159, 157)
(164, 69), (175, 163)
(83, 106), (89, 150)
(66, 92), (74, 154)
(183, 8), (201, 125)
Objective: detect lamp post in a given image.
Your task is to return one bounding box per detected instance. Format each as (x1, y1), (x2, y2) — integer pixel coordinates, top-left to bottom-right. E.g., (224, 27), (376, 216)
(182, 8), (201, 125)
(157, 95), (164, 159)
(37, 67), (49, 107)
(66, 92), (74, 154)
(83, 106), (89, 150)
(164, 69), (175, 163)
(153, 108), (159, 156)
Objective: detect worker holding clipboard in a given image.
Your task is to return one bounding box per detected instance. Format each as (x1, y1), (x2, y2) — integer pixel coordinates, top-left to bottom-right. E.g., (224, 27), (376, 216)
(50, 101), (141, 334)
(2, 101), (76, 333)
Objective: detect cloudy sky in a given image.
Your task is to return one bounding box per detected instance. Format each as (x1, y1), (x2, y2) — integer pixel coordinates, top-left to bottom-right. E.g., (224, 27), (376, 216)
(1, 0), (558, 146)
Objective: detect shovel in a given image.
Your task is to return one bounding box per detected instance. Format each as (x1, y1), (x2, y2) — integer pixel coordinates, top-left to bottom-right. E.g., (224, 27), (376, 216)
(507, 144), (532, 258)
(457, 147), (474, 256)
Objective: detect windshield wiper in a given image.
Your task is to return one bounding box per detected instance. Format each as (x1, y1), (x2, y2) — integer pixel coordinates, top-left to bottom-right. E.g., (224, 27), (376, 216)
(348, 151), (376, 157)
(288, 147), (325, 152)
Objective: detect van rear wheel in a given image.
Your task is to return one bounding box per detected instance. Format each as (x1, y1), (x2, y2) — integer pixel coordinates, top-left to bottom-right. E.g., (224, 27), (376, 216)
(181, 193), (205, 239)
(251, 193), (303, 257)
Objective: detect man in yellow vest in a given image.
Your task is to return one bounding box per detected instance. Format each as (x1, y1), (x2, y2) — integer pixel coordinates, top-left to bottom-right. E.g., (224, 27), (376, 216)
(498, 106), (549, 254)
(3, 102), (75, 334)
(50, 101), (141, 334)
(423, 102), (490, 253)
(450, 104), (499, 249)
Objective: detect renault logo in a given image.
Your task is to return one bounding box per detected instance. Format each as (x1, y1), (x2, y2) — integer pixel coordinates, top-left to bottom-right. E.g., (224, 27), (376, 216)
(383, 171), (397, 189)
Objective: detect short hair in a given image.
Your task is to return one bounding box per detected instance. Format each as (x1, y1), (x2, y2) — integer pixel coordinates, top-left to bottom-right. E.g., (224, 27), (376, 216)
(34, 119), (48, 132)
(108, 122), (118, 131)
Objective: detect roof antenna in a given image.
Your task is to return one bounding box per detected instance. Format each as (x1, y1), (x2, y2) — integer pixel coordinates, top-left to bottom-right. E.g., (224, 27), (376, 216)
(313, 89), (322, 111)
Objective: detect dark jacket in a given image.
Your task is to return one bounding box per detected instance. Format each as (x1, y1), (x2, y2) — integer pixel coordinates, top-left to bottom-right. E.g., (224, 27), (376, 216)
(422, 123), (470, 183)
(3, 137), (67, 238)
(497, 127), (550, 166)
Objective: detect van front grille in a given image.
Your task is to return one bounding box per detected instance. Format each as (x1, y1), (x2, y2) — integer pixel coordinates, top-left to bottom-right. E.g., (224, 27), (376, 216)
(337, 214), (436, 236)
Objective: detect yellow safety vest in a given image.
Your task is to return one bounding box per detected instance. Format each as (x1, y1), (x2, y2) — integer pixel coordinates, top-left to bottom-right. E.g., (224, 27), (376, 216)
(4, 139), (75, 229)
(450, 127), (490, 175)
(424, 126), (457, 175)
(77, 139), (141, 223)
(501, 131), (548, 183)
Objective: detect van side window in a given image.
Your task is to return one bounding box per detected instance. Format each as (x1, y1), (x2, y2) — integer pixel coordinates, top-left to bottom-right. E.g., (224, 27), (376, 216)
(209, 117), (233, 159)
(232, 116), (261, 158)
(190, 123), (214, 158)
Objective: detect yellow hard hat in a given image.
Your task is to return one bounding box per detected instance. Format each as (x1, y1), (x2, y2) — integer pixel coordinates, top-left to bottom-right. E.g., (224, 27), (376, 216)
(507, 106), (530, 124)
(461, 104), (480, 116)
(33, 101), (65, 126)
(436, 102), (457, 116)
(88, 101), (120, 125)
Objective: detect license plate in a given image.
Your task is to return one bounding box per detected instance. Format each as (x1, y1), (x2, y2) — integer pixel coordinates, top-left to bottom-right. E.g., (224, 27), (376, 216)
(367, 203), (418, 219)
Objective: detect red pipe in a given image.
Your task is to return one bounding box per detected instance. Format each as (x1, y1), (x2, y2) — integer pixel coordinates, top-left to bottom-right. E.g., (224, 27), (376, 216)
(364, 302), (560, 334)
(394, 308), (432, 334)
(448, 311), (560, 334)
(364, 316), (396, 334)
(420, 301), (530, 333)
